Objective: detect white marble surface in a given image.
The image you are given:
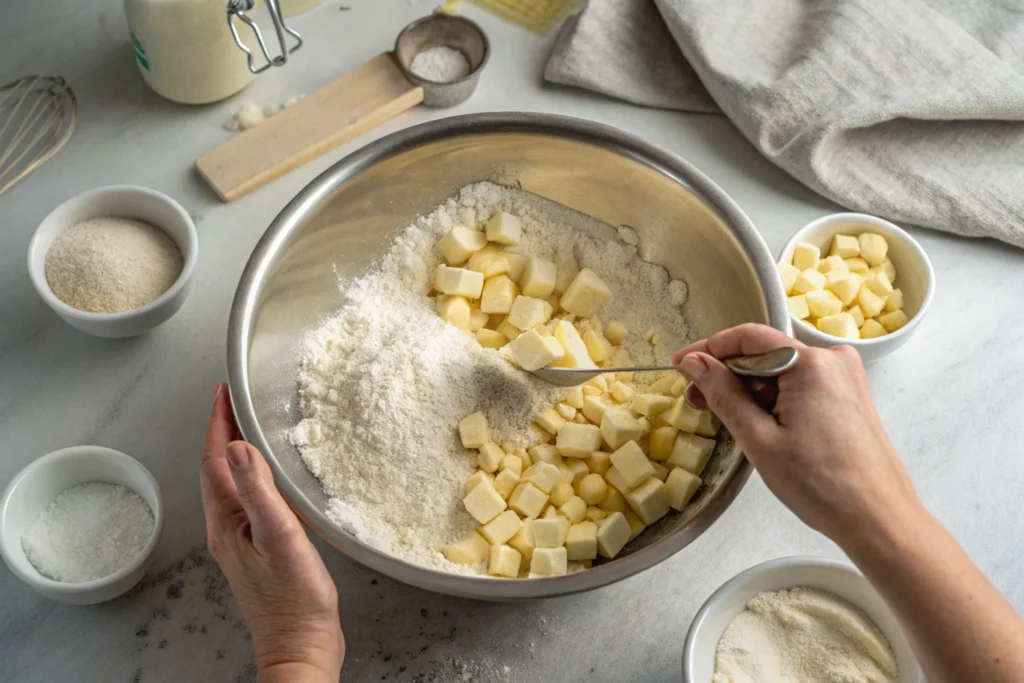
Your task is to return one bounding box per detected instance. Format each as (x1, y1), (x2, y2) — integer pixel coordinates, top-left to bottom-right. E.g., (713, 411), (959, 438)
(2, 1), (1023, 681)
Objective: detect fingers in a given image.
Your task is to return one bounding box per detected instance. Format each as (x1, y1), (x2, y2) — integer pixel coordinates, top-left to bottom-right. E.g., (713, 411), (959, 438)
(201, 384), (244, 533)
(226, 441), (301, 554)
(678, 352), (778, 455)
(673, 323), (803, 365)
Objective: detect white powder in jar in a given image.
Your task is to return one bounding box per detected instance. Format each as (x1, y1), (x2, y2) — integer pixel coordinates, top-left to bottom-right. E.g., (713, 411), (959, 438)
(291, 182), (693, 575)
(410, 45), (472, 82)
(21, 482), (155, 583)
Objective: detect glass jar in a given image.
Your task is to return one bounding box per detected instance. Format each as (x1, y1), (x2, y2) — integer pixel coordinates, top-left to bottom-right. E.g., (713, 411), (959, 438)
(124, 0), (262, 105)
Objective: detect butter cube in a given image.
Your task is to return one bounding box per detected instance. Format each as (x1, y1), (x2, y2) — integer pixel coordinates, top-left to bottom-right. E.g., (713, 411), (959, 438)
(621, 511), (645, 540)
(505, 252), (527, 282)
(664, 396), (702, 433)
(604, 321), (628, 345)
(481, 275), (518, 314)
(857, 285), (887, 318)
(787, 295), (811, 320)
(508, 482), (548, 519)
(501, 454), (523, 476)
(884, 288), (904, 312)
(596, 512), (631, 559)
(778, 262), (801, 294)
(695, 411), (721, 438)
(586, 506), (607, 521)
(463, 480), (507, 524)
(585, 451), (612, 476)
(864, 270), (893, 298)
(493, 469), (521, 499)
(529, 443), (559, 464)
(585, 375), (608, 392)
(647, 375), (676, 395)
(437, 226), (487, 265)
(817, 312), (860, 339)
(610, 441), (656, 488)
(578, 472), (608, 505)
(435, 265), (484, 299)
(872, 258), (896, 284)
(476, 328), (506, 349)
(601, 408), (644, 450)
(444, 530), (491, 565)
(609, 381), (634, 404)
(566, 459), (589, 483)
(859, 318), (887, 339)
(549, 481), (575, 507)
(830, 234), (861, 258)
(560, 496), (588, 523)
(879, 309), (909, 332)
(792, 268), (826, 294)
(485, 211), (522, 245)
(598, 487), (629, 512)
(665, 468), (702, 511)
(638, 416), (651, 436)
(791, 242), (820, 270)
(670, 376), (689, 397)
(604, 465), (637, 494)
(533, 517), (570, 548)
(560, 268), (613, 317)
(464, 471), (494, 494)
(858, 232), (888, 266)
(565, 521), (598, 560)
(481, 510), (524, 545)
(666, 433), (715, 475)
(556, 403), (577, 421)
(846, 304), (866, 328)
(581, 329), (612, 363)
(535, 407), (567, 435)
(818, 255), (849, 276)
(806, 289), (843, 318)
(520, 256), (557, 298)
(437, 295), (472, 330)
(516, 446), (534, 467)
(488, 544), (522, 578)
(649, 426), (679, 461)
(565, 386), (585, 410)
(459, 412), (490, 449)
(504, 329), (565, 371)
(650, 462), (669, 482)
(625, 477), (670, 524)
(555, 422), (602, 459)
(631, 394), (674, 417)
(497, 318), (522, 341)
(508, 518), (535, 563)
(468, 307), (490, 332)
(466, 245), (510, 278)
(522, 462), (563, 493)
(530, 547), (568, 575)
(844, 257), (870, 274)
(829, 273), (863, 306)
(582, 395), (613, 425)
(508, 296), (554, 331)
(554, 257), (578, 296)
(478, 441), (505, 473)
(551, 320), (596, 369)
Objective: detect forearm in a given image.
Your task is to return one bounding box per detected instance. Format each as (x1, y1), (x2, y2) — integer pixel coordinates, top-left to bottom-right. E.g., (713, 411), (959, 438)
(839, 500), (1024, 683)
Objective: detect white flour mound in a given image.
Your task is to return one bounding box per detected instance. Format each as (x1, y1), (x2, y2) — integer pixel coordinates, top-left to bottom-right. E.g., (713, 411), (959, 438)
(714, 587), (899, 683)
(291, 182), (692, 574)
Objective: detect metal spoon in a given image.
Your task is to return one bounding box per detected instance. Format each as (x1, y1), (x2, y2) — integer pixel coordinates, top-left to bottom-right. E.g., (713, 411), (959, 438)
(529, 347), (800, 388)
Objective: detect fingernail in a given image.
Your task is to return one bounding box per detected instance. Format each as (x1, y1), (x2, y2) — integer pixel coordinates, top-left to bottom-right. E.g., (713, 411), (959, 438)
(227, 441), (249, 469)
(680, 353), (708, 382)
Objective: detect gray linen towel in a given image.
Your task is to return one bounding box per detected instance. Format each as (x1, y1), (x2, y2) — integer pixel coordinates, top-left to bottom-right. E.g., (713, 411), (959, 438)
(545, 0), (1024, 249)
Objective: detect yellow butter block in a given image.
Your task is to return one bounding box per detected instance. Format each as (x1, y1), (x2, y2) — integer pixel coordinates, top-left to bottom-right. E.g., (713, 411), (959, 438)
(830, 234), (860, 258)
(437, 225), (487, 265)
(791, 242), (820, 270)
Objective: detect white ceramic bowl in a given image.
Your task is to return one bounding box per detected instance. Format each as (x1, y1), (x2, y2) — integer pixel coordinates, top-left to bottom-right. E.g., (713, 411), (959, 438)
(0, 446), (164, 605)
(683, 556), (923, 682)
(27, 185), (198, 338)
(779, 213), (934, 363)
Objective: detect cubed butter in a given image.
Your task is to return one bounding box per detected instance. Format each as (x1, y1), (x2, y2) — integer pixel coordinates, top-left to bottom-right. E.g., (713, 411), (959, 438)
(604, 321), (628, 345)
(478, 441), (505, 473)
(608, 382), (634, 404)
(533, 517), (570, 548)
(530, 547), (568, 575)
(585, 451), (612, 476)
(806, 289), (843, 318)
(872, 258), (896, 284)
(468, 307), (490, 332)
(596, 512), (631, 559)
(632, 393), (674, 417)
(665, 467), (702, 511)
(485, 211), (522, 245)
(507, 296), (554, 331)
(466, 245), (510, 278)
(560, 268), (613, 317)
(864, 270), (894, 297)
(565, 521), (598, 560)
(435, 265), (484, 299)
(480, 509), (524, 545)
(459, 412), (490, 449)
(463, 480), (507, 524)
(565, 386), (585, 410)
(859, 318), (887, 339)
(650, 461), (669, 482)
(581, 329), (612, 363)
(437, 295), (472, 330)
(476, 329), (506, 349)
(625, 477), (670, 525)
(847, 304), (866, 328)
(844, 257), (870, 274)
(529, 444), (559, 464)
(830, 234), (861, 258)
(610, 441), (656, 488)
(817, 312), (860, 339)
(493, 469), (521, 499)
(830, 273), (863, 306)
(586, 506), (607, 521)
(508, 518), (535, 563)
(535, 408), (567, 436)
(501, 454), (523, 476)
(464, 470), (493, 494)
(577, 472), (608, 505)
(879, 308), (909, 332)
(505, 253), (527, 282)
(520, 256), (557, 298)
(663, 396), (702, 433)
(488, 544), (522, 578)
(666, 433), (715, 475)
(437, 226), (487, 265)
(556, 422), (602, 458)
(551, 320), (596, 369)
(818, 255), (848, 276)
(858, 233), (888, 266)
(508, 482), (548, 519)
(604, 465), (637, 494)
(566, 459), (589, 483)
(522, 462), (563, 493)
(649, 425), (679, 461)
(778, 262), (801, 294)
(788, 295), (810, 320)
(791, 242), (820, 270)
(497, 319), (522, 341)
(695, 411), (721, 439)
(481, 275), (519, 314)
(598, 488), (629, 512)
(792, 268), (826, 294)
(444, 530), (490, 565)
(556, 403), (577, 422)
(647, 374), (677, 395)
(503, 329), (565, 371)
(670, 376), (689, 397)
(560, 495), (588, 523)
(548, 481), (575, 507)
(857, 285), (886, 318)
(600, 408), (643, 451)
(884, 288), (904, 312)
(582, 395), (613, 425)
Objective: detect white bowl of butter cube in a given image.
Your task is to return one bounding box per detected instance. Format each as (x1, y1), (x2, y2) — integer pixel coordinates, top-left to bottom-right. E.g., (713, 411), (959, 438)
(778, 213), (934, 363)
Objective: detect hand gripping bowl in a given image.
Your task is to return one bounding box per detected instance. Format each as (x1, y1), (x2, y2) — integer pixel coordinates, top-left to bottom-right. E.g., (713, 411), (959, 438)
(227, 113), (789, 601)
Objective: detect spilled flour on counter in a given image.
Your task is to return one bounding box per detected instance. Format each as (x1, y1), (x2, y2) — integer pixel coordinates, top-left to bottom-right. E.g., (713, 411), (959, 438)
(291, 182), (692, 574)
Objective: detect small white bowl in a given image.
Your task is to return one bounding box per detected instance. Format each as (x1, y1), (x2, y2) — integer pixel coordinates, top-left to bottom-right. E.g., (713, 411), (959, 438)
(0, 446), (164, 605)
(779, 213), (934, 363)
(683, 556), (923, 682)
(27, 185), (198, 338)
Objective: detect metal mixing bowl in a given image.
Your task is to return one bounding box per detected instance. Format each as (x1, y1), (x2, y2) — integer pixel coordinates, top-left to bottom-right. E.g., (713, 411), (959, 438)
(227, 113), (789, 601)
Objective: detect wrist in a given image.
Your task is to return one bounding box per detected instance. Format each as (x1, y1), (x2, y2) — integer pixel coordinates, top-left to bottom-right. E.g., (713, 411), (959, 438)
(834, 494), (934, 568)
(253, 620), (344, 682)
(258, 662), (339, 683)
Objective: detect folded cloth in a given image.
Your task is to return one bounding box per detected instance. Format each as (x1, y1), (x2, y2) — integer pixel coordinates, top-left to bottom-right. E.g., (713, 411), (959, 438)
(545, 0), (1024, 249)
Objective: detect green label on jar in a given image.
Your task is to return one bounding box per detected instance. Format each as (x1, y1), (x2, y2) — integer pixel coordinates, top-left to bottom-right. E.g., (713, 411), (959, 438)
(130, 30), (150, 71)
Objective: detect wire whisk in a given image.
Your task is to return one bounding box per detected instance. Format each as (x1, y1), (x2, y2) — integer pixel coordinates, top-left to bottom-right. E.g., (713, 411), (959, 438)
(0, 75), (77, 198)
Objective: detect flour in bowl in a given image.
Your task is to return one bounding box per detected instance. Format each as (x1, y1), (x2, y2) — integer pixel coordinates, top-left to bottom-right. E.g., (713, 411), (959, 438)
(291, 182), (692, 574)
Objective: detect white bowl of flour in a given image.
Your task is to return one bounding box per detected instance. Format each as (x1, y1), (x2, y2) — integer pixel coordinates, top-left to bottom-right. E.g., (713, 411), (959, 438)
(683, 556), (923, 682)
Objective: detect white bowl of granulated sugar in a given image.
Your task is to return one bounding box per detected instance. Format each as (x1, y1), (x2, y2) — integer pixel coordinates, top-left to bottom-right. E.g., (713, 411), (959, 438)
(27, 185), (198, 338)
(683, 556), (924, 682)
(0, 445), (164, 604)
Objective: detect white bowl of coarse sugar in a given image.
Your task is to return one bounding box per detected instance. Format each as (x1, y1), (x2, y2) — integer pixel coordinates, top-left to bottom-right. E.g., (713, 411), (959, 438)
(683, 556), (924, 682)
(27, 184), (198, 338)
(0, 445), (164, 605)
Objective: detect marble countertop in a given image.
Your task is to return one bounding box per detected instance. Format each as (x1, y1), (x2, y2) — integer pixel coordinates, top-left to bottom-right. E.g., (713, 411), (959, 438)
(2, 1), (1023, 681)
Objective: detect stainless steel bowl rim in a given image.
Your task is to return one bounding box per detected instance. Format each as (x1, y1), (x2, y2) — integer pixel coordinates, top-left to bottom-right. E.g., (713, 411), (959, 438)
(227, 112), (790, 600)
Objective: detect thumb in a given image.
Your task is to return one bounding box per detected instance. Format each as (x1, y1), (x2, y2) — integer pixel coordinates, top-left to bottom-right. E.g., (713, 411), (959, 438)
(227, 441), (301, 552)
(678, 352), (778, 454)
